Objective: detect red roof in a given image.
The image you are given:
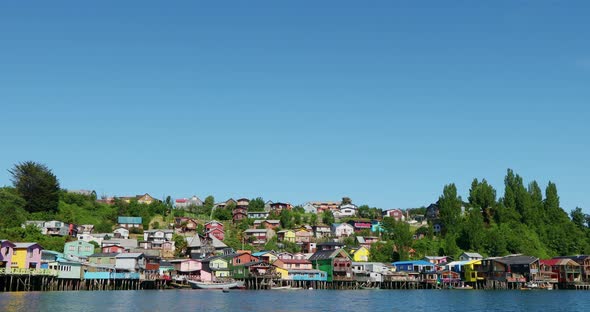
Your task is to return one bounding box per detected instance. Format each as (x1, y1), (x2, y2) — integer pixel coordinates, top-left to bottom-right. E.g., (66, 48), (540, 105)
(540, 259), (559, 266)
(176, 199), (187, 203)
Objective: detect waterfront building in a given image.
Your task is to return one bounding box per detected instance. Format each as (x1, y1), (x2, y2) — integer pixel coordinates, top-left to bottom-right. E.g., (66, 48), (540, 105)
(309, 248), (353, 282)
(350, 246), (370, 262)
(0, 240), (15, 268)
(12, 243), (43, 269)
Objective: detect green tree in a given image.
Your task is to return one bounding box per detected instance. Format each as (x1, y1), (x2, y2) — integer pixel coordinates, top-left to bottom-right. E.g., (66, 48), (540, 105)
(358, 205), (371, 219)
(571, 207), (587, 229)
(280, 209), (293, 229)
(382, 217), (413, 260)
(310, 214), (318, 226)
(248, 197), (265, 212)
(9, 161), (60, 213)
(173, 234), (188, 257)
(0, 187), (27, 228)
(468, 178), (496, 224)
(321, 210), (335, 225)
(438, 184), (462, 235)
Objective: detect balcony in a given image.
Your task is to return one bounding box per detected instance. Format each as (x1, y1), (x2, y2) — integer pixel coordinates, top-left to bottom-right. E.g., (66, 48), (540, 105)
(0, 268), (57, 276)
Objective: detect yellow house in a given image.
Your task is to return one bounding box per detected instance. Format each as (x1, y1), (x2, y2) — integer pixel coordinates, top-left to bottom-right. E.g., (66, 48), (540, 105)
(275, 266), (289, 279)
(462, 260), (484, 283)
(277, 230), (295, 243)
(12, 243), (43, 269)
(350, 246), (370, 262)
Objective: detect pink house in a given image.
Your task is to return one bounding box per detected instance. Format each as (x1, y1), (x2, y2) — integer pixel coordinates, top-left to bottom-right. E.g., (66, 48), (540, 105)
(1, 240), (15, 268)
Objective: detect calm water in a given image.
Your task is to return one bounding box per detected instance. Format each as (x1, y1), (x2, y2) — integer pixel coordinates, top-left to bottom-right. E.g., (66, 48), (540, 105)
(0, 289), (588, 312)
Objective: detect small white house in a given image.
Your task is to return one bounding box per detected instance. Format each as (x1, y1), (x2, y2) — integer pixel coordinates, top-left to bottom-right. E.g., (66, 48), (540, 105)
(302, 202), (318, 214)
(113, 228), (130, 239)
(115, 253), (145, 272)
(334, 204), (358, 218)
(332, 223), (355, 238)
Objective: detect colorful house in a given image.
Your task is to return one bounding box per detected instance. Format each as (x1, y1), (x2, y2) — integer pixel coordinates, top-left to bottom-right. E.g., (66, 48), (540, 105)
(204, 256), (232, 278)
(347, 220), (372, 233)
(64, 240), (95, 258)
(553, 255), (590, 282)
(481, 255), (539, 283)
(204, 221), (225, 241)
(424, 256), (448, 265)
(48, 258), (83, 279)
(243, 229), (274, 245)
(12, 243), (43, 269)
(383, 209), (406, 221)
(117, 216), (143, 229)
(309, 248), (353, 282)
(253, 220), (281, 230)
(540, 258), (582, 285)
(294, 228), (312, 243)
(462, 260), (484, 283)
(392, 260), (435, 273)
(350, 246), (370, 262)
(0, 240), (15, 268)
(252, 251), (278, 264)
(87, 253), (117, 270)
(277, 230), (296, 243)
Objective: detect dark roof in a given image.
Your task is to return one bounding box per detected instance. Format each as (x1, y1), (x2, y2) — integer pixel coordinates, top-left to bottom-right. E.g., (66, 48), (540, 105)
(309, 250), (337, 261)
(317, 242), (344, 247)
(496, 255), (538, 265)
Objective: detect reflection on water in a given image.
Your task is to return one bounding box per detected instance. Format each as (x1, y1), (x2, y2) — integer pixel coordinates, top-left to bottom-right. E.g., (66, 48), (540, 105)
(0, 289), (589, 312)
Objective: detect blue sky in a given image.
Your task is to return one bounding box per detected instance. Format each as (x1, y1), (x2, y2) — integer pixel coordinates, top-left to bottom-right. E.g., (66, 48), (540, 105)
(1, 1), (588, 211)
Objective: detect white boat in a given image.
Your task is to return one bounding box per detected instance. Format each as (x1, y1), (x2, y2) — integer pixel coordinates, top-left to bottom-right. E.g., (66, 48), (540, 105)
(188, 280), (244, 290)
(271, 285), (302, 290)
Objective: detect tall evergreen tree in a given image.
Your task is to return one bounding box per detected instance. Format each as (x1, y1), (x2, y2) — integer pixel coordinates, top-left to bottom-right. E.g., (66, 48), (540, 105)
(9, 161), (60, 213)
(438, 183), (462, 235)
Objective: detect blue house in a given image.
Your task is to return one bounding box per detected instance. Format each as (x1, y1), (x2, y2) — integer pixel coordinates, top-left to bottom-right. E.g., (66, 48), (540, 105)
(371, 221), (383, 233)
(289, 269), (328, 281)
(392, 260), (435, 273)
(118, 216), (143, 229)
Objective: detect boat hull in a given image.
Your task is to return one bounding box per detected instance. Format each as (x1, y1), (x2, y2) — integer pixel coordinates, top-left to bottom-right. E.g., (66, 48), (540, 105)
(188, 280), (243, 290)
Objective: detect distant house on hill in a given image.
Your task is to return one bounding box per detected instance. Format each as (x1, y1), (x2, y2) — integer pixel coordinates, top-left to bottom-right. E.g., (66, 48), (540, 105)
(175, 196), (204, 209)
(118, 216), (143, 229)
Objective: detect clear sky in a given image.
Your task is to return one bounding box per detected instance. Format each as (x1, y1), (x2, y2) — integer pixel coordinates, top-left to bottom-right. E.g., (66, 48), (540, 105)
(0, 1), (588, 211)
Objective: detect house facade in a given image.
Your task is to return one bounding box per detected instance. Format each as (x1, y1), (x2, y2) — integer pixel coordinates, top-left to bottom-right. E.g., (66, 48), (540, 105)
(64, 240), (95, 258)
(309, 248), (353, 282)
(204, 221), (225, 241)
(335, 204), (358, 218)
(0, 240), (15, 268)
(247, 211), (270, 219)
(117, 216), (143, 229)
(277, 230), (296, 243)
(383, 209), (406, 221)
(332, 223), (354, 238)
(12, 243), (43, 269)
